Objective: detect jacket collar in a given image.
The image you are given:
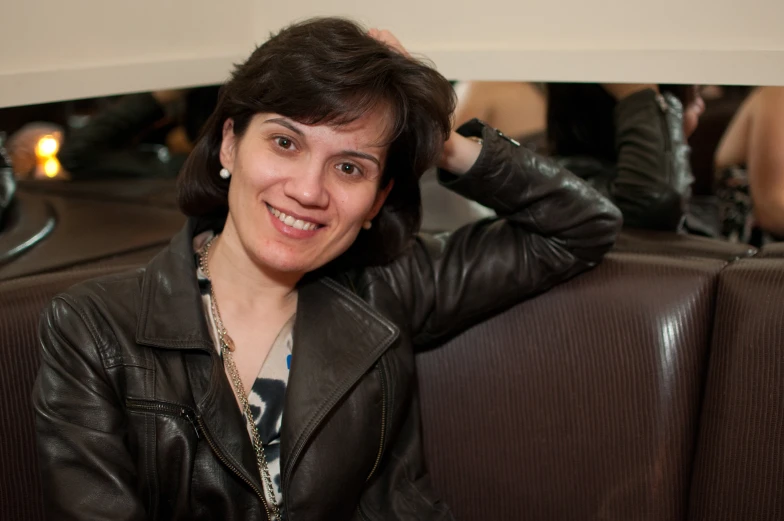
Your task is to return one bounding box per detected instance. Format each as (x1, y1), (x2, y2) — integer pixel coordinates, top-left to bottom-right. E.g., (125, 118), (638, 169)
(135, 219), (400, 350)
(135, 217), (215, 351)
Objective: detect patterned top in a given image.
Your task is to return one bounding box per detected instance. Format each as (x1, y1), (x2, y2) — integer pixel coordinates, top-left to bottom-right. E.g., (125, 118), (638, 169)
(716, 166), (778, 247)
(194, 230), (293, 509)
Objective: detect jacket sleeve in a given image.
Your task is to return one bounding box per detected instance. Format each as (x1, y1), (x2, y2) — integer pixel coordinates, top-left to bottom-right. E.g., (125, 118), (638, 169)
(609, 88), (694, 230)
(58, 93), (174, 180)
(32, 296), (147, 521)
(379, 119), (622, 348)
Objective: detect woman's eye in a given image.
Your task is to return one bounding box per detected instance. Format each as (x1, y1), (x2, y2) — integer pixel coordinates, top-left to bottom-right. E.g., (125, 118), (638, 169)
(275, 137), (292, 149)
(339, 163), (359, 175)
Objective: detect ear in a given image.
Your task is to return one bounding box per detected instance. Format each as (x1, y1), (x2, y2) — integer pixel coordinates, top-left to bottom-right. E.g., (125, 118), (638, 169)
(367, 179), (395, 221)
(219, 118), (238, 172)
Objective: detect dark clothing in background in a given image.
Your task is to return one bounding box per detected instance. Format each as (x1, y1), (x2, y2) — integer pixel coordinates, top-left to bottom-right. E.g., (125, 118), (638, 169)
(0, 136), (15, 228)
(557, 89), (718, 236)
(58, 93), (186, 180)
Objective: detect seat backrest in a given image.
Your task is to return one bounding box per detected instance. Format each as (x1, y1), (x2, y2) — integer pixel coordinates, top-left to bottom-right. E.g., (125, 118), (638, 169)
(0, 265), (136, 521)
(614, 229), (757, 261)
(416, 253), (725, 521)
(758, 242), (784, 258)
(688, 258), (784, 520)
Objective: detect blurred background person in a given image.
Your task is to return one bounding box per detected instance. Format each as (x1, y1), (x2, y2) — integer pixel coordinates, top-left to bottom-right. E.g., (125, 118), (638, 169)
(714, 86), (784, 244)
(56, 86), (220, 179)
(546, 82), (711, 235)
(452, 81), (547, 150)
(0, 133), (15, 227)
(683, 85), (752, 198)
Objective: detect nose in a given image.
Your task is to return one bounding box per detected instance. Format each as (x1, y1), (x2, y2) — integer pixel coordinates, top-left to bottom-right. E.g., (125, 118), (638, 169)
(283, 160), (329, 209)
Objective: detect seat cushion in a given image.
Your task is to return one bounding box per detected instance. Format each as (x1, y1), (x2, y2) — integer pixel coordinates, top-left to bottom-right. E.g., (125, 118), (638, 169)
(688, 258), (784, 521)
(0, 265), (137, 521)
(416, 253), (725, 521)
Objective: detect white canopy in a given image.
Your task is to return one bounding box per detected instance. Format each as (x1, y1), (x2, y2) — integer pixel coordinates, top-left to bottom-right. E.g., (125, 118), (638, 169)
(1, 0), (783, 108)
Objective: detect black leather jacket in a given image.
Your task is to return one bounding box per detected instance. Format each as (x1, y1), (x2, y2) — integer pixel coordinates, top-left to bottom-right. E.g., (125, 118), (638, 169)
(33, 121), (622, 521)
(558, 89), (715, 236)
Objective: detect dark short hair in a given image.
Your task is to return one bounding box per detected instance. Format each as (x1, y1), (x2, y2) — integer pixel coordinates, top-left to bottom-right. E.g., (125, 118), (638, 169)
(546, 83), (697, 163)
(178, 17), (455, 267)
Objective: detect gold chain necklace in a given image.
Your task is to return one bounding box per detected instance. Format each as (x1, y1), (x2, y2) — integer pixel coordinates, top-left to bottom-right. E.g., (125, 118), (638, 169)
(199, 234), (281, 521)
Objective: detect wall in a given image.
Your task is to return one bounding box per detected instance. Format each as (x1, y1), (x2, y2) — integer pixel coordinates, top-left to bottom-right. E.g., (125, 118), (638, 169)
(0, 0), (251, 107)
(2, 0), (783, 108)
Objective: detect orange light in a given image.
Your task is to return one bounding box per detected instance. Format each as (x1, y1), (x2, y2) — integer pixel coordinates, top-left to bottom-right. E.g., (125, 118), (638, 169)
(36, 135), (59, 158)
(43, 158), (61, 178)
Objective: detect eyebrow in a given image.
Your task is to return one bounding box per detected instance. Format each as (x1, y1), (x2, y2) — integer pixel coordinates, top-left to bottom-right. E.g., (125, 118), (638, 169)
(342, 150), (381, 169)
(263, 117), (382, 168)
(264, 117), (305, 136)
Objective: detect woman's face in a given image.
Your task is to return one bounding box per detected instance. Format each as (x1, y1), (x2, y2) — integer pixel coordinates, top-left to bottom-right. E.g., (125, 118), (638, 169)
(220, 108), (393, 276)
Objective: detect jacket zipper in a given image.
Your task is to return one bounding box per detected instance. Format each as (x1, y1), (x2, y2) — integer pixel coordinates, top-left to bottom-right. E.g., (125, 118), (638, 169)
(125, 398), (273, 521)
(195, 416), (273, 521)
(125, 398), (200, 439)
(365, 360), (388, 482)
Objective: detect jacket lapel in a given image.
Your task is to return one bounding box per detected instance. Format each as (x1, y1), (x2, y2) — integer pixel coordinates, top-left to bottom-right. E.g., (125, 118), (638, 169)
(281, 277), (399, 489)
(135, 217), (214, 351)
(135, 218), (264, 494)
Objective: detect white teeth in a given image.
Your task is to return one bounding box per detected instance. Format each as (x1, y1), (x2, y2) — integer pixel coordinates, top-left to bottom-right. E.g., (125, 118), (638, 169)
(267, 204), (319, 231)
(293, 220), (318, 231)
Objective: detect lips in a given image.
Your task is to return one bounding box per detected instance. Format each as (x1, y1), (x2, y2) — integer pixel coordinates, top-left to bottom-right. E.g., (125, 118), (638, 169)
(266, 203), (323, 231)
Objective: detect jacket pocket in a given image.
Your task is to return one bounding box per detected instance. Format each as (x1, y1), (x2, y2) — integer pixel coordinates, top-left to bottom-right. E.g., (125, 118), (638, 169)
(125, 397), (201, 439)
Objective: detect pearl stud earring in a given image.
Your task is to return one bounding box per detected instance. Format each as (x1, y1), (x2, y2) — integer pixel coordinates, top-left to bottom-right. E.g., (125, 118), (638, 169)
(362, 220), (372, 230)
(219, 168), (231, 179)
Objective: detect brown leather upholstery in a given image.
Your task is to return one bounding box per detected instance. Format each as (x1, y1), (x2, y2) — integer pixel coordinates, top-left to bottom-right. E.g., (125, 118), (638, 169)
(0, 265), (134, 521)
(62, 244), (163, 271)
(2, 244), (783, 521)
(688, 258), (784, 521)
(759, 242), (784, 258)
(416, 253), (725, 520)
(614, 228), (757, 260)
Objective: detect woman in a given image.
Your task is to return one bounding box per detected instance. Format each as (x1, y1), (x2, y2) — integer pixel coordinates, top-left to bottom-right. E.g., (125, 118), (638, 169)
(715, 86), (784, 244)
(547, 83), (711, 235)
(33, 18), (621, 521)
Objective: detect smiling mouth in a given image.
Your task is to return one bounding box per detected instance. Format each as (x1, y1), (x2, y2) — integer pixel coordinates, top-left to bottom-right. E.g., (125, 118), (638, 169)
(266, 203), (323, 231)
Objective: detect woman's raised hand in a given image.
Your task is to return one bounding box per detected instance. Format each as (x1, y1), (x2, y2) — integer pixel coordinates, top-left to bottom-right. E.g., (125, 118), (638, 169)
(368, 28), (481, 175)
(368, 28), (410, 58)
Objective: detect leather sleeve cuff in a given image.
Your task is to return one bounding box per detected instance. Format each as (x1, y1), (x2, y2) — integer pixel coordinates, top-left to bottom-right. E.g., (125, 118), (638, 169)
(437, 119), (521, 199)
